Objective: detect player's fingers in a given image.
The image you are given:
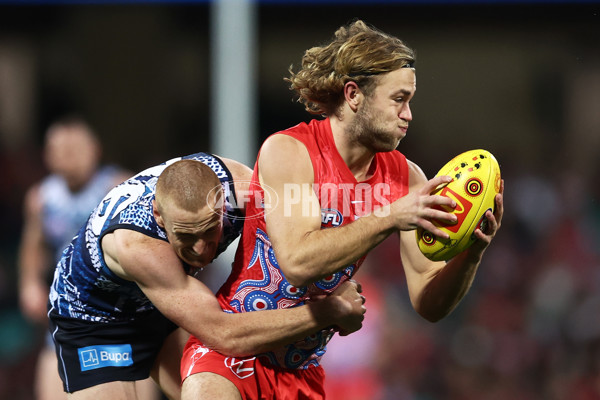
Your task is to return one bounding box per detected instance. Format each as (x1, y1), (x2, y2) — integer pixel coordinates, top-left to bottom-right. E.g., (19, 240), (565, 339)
(339, 327), (361, 337)
(473, 226), (493, 244)
(416, 201), (457, 227)
(493, 180), (505, 224)
(482, 210), (497, 236)
(423, 175), (453, 195)
(473, 210), (496, 241)
(427, 208), (457, 225)
(347, 279), (362, 293)
(476, 180), (504, 240)
(426, 194), (456, 210)
(420, 221), (450, 239)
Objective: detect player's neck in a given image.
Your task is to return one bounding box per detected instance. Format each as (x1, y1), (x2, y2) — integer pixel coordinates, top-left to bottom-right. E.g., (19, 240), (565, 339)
(329, 117), (376, 182)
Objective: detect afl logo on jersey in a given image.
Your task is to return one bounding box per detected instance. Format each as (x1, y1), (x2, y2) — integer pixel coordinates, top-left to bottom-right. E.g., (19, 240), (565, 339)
(321, 208), (342, 228)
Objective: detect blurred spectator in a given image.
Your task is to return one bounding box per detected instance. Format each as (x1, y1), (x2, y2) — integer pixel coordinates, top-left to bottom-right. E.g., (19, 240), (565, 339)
(16, 116), (134, 400)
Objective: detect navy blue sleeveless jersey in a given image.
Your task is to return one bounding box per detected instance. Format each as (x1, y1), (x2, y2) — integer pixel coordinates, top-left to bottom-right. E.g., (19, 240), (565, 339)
(48, 153), (244, 323)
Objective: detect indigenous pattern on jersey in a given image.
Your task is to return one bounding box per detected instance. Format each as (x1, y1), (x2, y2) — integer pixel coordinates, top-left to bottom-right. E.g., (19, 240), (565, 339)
(49, 153), (243, 323)
(216, 118), (409, 369)
(39, 165), (122, 262)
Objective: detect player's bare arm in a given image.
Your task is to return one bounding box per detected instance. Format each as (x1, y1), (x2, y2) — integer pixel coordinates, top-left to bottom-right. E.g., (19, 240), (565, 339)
(101, 229), (366, 356)
(18, 184), (51, 324)
(399, 165), (505, 322)
(258, 134), (457, 287)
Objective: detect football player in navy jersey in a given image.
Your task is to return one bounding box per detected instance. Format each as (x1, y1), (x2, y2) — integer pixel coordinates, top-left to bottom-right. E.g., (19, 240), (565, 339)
(47, 153), (366, 400)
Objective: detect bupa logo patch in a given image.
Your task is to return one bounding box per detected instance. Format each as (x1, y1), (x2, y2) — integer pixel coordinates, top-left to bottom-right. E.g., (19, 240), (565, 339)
(78, 344), (133, 371)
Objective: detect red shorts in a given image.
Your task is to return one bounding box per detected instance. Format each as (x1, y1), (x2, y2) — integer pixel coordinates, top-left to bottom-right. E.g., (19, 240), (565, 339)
(181, 335), (326, 400)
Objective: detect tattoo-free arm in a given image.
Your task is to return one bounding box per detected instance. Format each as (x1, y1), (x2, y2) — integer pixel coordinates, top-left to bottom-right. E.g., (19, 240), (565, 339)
(103, 229), (365, 356)
(258, 134), (456, 287)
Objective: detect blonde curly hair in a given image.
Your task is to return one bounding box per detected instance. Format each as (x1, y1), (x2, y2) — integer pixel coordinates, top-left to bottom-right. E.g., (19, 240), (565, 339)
(286, 19), (415, 117)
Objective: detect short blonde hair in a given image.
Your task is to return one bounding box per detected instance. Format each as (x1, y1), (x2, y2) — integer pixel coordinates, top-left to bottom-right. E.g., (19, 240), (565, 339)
(155, 160), (221, 214)
(286, 19), (415, 116)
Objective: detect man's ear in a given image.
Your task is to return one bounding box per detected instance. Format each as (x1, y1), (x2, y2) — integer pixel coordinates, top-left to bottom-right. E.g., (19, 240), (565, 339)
(152, 199), (165, 228)
(343, 81), (362, 112)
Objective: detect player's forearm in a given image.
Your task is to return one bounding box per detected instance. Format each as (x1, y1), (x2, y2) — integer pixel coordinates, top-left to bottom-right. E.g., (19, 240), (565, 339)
(273, 211), (395, 287)
(18, 243), (52, 322)
(18, 245), (49, 285)
(199, 301), (336, 357)
(415, 251), (482, 322)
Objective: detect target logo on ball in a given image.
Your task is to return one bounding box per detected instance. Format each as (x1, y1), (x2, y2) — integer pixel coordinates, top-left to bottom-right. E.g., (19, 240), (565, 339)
(421, 231), (436, 246)
(465, 178), (483, 197)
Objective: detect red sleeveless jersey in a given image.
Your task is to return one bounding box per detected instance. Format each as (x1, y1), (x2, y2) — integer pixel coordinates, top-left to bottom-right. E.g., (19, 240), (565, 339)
(216, 118), (409, 369)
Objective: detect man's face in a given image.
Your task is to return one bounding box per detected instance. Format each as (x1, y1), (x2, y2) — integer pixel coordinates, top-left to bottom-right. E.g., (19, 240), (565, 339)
(45, 126), (100, 190)
(351, 67), (416, 152)
(156, 198), (224, 270)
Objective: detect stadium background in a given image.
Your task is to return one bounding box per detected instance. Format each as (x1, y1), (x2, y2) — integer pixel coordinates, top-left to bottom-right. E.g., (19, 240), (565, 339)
(1, 1), (599, 398)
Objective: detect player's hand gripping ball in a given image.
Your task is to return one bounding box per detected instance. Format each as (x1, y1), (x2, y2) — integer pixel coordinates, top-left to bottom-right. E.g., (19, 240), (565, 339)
(416, 149), (501, 261)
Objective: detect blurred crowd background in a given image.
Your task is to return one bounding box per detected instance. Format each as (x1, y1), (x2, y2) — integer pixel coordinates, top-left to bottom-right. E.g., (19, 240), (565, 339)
(1, 1), (600, 399)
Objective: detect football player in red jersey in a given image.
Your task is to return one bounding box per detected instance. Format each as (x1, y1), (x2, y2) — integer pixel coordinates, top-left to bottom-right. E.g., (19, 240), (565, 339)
(181, 19), (504, 400)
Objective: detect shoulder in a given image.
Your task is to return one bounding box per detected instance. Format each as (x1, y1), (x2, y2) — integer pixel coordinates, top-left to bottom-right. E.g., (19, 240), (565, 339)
(261, 120), (320, 155)
(93, 165), (131, 190)
(262, 131), (307, 153)
(406, 159), (428, 190)
(218, 157), (253, 183)
(38, 174), (65, 196)
(218, 157), (253, 206)
(106, 165), (132, 186)
(257, 122), (321, 184)
(259, 133), (313, 178)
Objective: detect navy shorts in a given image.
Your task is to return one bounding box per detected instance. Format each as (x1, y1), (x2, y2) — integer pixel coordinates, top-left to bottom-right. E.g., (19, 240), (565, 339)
(49, 309), (177, 393)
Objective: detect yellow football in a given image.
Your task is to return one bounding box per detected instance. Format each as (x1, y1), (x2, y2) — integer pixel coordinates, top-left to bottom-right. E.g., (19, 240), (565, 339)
(416, 149), (501, 261)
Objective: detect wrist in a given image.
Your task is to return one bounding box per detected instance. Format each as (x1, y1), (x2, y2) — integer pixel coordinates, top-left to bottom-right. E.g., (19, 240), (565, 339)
(307, 295), (339, 329)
